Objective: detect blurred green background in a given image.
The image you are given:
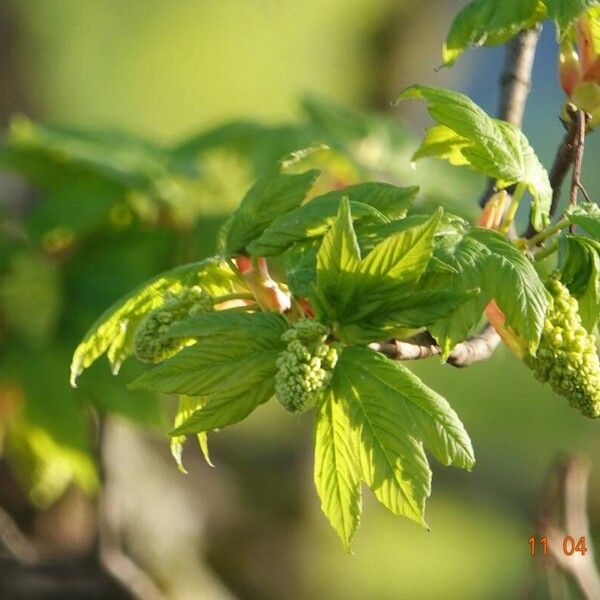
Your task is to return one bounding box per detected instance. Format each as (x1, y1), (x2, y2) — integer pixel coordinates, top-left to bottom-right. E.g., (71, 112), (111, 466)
(1, 1), (599, 599)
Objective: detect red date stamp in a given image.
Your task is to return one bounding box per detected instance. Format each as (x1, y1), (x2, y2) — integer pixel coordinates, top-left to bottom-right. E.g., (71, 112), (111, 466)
(529, 535), (588, 556)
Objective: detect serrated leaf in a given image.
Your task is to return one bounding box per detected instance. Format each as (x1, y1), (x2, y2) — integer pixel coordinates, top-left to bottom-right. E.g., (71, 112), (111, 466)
(315, 197), (361, 318)
(247, 183), (417, 256)
(315, 346), (474, 547)
(357, 208), (442, 291)
(70, 257), (243, 386)
(560, 235), (600, 331)
(397, 85), (551, 231)
(335, 350), (429, 525)
(132, 311), (286, 395)
(342, 347), (475, 470)
(429, 228), (549, 355)
(170, 379), (274, 435)
(132, 312), (287, 433)
(312, 203), (474, 342)
(248, 199), (388, 257)
(168, 308), (281, 339)
(356, 213), (467, 257)
(443, 0), (545, 66)
(221, 169), (319, 255)
(314, 387), (361, 551)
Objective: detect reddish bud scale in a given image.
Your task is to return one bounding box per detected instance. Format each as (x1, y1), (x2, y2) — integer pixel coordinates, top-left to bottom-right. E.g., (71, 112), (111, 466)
(238, 256), (292, 313)
(559, 44), (583, 95)
(477, 190), (509, 230)
(484, 300), (528, 359)
(577, 14), (598, 76)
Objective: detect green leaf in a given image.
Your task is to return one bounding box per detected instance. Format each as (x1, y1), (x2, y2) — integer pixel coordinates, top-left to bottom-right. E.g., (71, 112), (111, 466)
(442, 0), (544, 66)
(312, 203), (474, 342)
(314, 386), (361, 551)
(170, 396), (213, 473)
(221, 169), (319, 255)
(560, 235), (600, 331)
(397, 85), (552, 231)
(335, 351), (428, 526)
(356, 213), (467, 257)
(342, 347), (475, 470)
(313, 346), (474, 547)
(338, 288), (479, 345)
(284, 212), (456, 299)
(357, 208), (442, 292)
(567, 202), (600, 238)
(132, 312), (288, 433)
(315, 197), (361, 319)
(430, 228), (549, 355)
(70, 257), (243, 386)
(247, 182), (417, 256)
(412, 124), (470, 166)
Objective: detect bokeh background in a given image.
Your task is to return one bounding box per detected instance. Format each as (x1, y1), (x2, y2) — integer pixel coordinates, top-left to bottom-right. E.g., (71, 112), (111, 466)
(1, 1), (599, 598)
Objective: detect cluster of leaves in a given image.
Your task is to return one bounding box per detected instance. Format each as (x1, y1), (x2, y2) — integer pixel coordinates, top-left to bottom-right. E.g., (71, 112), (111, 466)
(72, 84), (580, 546)
(443, 0), (599, 66)
(1, 93), (470, 508)
(6, 0), (600, 550)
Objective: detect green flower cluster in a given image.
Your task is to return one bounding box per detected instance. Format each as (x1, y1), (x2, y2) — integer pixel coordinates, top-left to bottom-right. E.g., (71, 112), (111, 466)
(527, 276), (600, 418)
(275, 319), (338, 414)
(134, 286), (213, 364)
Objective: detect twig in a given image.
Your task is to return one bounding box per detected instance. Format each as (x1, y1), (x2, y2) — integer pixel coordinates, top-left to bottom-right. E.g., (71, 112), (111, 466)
(371, 326), (501, 368)
(370, 332), (440, 361)
(446, 324), (501, 368)
(568, 109), (587, 233)
(534, 456), (600, 600)
(578, 182), (592, 204)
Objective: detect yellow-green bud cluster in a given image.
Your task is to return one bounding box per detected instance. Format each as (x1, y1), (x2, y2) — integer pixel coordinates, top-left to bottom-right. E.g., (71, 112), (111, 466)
(275, 319), (338, 414)
(134, 286), (213, 364)
(527, 276), (600, 418)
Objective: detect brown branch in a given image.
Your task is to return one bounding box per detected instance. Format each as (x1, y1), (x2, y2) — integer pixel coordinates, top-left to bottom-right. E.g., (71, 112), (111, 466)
(534, 456), (600, 600)
(568, 109), (587, 233)
(524, 105), (590, 239)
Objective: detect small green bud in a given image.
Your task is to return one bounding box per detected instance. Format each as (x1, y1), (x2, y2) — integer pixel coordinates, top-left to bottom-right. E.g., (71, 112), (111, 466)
(134, 286), (213, 364)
